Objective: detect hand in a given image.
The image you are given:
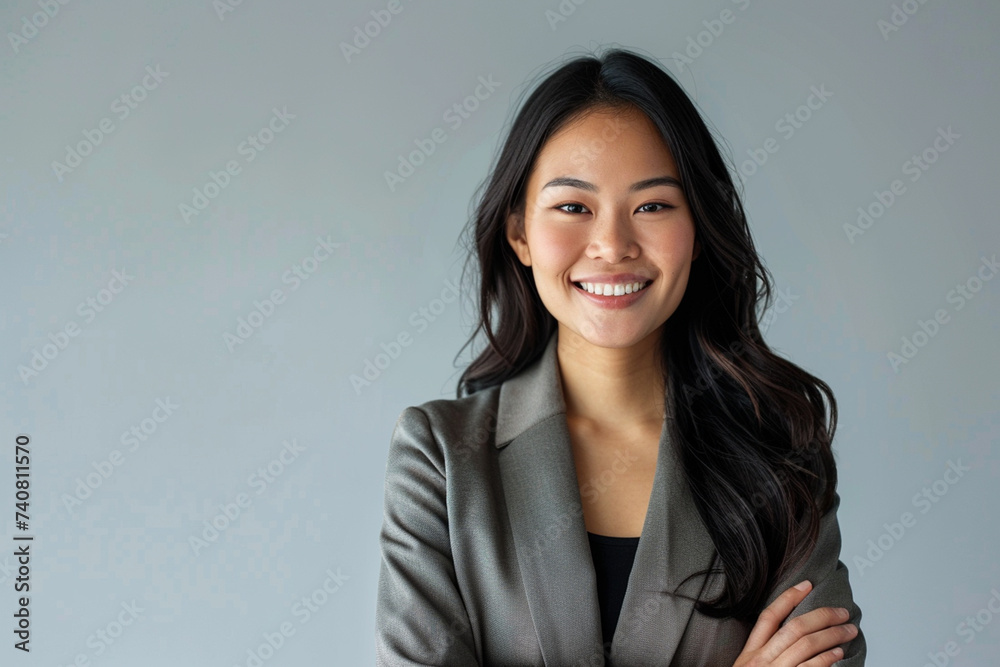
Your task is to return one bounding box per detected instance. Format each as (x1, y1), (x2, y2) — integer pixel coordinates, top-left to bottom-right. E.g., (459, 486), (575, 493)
(731, 580), (857, 667)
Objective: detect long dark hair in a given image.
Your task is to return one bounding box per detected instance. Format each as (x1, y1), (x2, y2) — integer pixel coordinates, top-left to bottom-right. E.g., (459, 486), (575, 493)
(453, 46), (838, 625)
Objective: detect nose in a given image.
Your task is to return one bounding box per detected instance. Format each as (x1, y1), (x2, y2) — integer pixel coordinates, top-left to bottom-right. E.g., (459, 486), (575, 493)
(586, 208), (638, 263)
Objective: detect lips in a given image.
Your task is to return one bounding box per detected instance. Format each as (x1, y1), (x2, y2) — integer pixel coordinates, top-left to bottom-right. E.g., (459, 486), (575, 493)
(571, 279), (652, 294)
(571, 273), (653, 284)
(569, 277), (653, 309)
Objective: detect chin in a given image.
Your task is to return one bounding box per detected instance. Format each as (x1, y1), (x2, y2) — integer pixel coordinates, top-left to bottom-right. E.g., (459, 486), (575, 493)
(561, 325), (658, 350)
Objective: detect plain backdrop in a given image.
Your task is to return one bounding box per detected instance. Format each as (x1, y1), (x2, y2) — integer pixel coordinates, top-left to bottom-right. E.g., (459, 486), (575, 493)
(2, 0), (998, 664)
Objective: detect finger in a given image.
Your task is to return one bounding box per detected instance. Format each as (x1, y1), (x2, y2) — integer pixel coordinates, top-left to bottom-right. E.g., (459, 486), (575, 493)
(763, 606), (852, 660)
(799, 646), (844, 667)
(779, 620), (857, 666)
(741, 580), (813, 653)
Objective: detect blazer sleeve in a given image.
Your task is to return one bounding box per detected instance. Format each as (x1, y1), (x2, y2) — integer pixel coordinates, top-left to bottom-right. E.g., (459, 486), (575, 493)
(375, 406), (480, 666)
(764, 491), (867, 666)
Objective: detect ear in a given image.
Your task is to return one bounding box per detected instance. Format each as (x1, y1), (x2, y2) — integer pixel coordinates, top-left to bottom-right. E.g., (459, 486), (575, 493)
(506, 211), (531, 267)
(692, 237), (701, 261)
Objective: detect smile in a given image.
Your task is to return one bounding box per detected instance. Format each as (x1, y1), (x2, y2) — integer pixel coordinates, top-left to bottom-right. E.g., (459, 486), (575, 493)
(572, 281), (650, 296)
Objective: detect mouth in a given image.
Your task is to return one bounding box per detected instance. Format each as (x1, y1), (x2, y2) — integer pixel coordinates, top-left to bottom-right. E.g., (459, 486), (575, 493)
(571, 279), (652, 296)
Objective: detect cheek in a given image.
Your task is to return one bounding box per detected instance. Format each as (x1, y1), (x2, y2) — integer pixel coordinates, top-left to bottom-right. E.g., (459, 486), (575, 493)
(647, 240), (697, 290)
(646, 225), (696, 261)
(527, 227), (581, 270)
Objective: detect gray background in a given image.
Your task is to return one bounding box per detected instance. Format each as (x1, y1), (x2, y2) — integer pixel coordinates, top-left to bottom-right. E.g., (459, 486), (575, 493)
(2, 0), (998, 664)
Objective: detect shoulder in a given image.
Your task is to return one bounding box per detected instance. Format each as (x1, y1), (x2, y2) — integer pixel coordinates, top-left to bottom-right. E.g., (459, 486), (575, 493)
(390, 384), (503, 469)
(397, 384), (501, 441)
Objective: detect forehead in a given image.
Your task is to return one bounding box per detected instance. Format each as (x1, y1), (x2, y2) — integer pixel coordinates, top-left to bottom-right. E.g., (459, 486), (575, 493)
(528, 106), (678, 188)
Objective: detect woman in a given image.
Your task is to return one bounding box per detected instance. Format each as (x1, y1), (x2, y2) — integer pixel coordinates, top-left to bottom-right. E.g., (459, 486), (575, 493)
(376, 47), (866, 666)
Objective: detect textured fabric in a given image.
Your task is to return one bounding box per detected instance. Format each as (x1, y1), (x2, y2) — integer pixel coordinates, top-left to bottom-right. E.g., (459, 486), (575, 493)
(587, 532), (641, 654)
(375, 329), (868, 665)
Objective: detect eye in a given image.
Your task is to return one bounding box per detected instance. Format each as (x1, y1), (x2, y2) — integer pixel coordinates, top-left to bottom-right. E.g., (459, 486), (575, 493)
(637, 202), (676, 213)
(555, 203), (590, 214)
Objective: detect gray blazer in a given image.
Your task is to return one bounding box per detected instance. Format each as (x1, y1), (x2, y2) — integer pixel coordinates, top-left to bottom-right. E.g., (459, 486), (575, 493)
(376, 331), (867, 665)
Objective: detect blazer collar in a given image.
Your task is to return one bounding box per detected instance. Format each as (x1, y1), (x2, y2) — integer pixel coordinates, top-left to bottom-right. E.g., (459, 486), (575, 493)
(495, 329), (721, 664)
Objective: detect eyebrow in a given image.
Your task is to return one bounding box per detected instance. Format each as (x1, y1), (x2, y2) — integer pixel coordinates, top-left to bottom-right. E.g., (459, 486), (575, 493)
(541, 176), (682, 192)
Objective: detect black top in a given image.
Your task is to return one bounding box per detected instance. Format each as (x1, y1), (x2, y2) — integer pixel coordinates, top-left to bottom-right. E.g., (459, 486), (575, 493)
(586, 531), (640, 653)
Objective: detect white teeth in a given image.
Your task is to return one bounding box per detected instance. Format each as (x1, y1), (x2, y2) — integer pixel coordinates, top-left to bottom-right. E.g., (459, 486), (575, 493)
(577, 281), (648, 295)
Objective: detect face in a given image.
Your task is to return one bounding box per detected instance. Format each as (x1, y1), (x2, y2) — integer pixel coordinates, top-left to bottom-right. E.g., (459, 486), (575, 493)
(506, 105), (700, 352)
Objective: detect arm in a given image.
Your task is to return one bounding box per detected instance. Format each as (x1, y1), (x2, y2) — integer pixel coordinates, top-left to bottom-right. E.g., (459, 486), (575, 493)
(375, 406), (480, 666)
(765, 491), (867, 665)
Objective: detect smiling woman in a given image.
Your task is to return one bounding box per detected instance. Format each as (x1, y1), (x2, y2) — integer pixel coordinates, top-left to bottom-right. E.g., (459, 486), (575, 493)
(375, 46), (867, 666)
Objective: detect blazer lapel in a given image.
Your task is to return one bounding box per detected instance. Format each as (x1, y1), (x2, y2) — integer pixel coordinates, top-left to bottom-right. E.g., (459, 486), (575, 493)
(496, 329), (721, 666)
(496, 330), (604, 664)
(609, 389), (721, 665)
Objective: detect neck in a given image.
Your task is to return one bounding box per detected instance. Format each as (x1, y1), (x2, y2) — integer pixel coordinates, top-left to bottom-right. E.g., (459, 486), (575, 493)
(555, 325), (666, 433)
